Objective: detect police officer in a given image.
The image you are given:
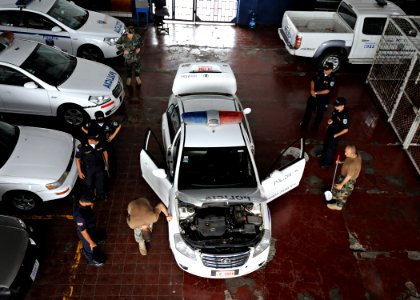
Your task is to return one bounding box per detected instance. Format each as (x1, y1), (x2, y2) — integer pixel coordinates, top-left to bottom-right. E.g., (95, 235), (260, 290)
(81, 111), (122, 144)
(116, 25), (143, 86)
(320, 97), (349, 168)
(76, 131), (109, 201)
(73, 192), (104, 267)
(300, 62), (336, 131)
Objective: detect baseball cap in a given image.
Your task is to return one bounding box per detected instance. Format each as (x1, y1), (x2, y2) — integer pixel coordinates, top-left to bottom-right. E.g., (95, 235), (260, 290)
(94, 111), (105, 122)
(324, 62), (334, 70)
(334, 97), (347, 106)
(80, 191), (94, 203)
(127, 26), (135, 34)
(87, 128), (100, 140)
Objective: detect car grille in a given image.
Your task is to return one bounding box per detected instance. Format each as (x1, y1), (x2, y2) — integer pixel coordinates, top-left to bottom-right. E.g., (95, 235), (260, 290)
(201, 251), (250, 269)
(112, 80), (123, 98)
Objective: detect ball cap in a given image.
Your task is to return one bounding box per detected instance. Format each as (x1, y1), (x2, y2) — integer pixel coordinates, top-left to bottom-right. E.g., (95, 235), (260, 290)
(87, 129), (100, 140)
(94, 111), (105, 122)
(80, 191), (94, 203)
(334, 97), (347, 106)
(127, 26), (135, 34)
(324, 62), (334, 70)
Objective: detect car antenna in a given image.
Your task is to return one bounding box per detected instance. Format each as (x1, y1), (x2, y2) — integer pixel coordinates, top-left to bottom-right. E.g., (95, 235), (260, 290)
(375, 0), (387, 7)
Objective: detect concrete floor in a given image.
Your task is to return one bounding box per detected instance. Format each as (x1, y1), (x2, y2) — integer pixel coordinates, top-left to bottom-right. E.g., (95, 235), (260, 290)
(7, 21), (420, 300)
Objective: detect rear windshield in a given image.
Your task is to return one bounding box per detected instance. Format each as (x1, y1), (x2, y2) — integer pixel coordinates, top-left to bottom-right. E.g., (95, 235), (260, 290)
(338, 2), (357, 30)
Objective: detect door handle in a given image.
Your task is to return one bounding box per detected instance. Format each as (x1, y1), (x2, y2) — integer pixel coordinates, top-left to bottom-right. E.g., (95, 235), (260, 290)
(362, 39), (369, 42)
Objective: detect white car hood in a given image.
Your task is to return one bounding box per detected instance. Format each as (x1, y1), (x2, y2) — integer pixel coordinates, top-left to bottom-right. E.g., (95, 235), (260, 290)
(78, 10), (125, 37)
(1, 127), (73, 181)
(177, 188), (265, 207)
(59, 58), (119, 95)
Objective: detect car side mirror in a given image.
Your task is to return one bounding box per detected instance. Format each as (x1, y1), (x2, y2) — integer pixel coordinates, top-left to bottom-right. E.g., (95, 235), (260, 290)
(24, 82), (38, 89)
(51, 26), (62, 33)
(243, 108), (252, 115)
(152, 169), (167, 178)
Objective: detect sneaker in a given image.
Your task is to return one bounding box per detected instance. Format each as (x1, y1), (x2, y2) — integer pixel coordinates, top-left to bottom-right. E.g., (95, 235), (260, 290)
(87, 259), (104, 267)
(126, 78), (132, 86)
(139, 240), (147, 255)
(135, 76), (141, 85)
(327, 203), (342, 211)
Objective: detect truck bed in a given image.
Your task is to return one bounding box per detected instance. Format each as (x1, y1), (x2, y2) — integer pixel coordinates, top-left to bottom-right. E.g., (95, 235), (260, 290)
(286, 11), (352, 33)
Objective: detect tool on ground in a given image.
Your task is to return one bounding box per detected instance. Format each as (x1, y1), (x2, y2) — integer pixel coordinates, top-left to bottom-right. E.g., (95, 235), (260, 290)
(324, 154), (340, 201)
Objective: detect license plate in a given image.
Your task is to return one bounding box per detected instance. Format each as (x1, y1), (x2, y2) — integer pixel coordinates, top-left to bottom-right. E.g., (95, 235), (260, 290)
(30, 259), (40, 281)
(212, 270), (238, 278)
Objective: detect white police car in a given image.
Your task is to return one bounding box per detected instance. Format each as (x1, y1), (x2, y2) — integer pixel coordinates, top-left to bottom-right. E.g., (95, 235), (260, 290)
(0, 0), (125, 61)
(140, 63), (306, 278)
(0, 33), (124, 126)
(0, 121), (79, 211)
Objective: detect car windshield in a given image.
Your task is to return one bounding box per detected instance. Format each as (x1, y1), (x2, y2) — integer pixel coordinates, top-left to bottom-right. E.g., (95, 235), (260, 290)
(20, 44), (77, 87)
(47, 0), (89, 30)
(0, 121), (19, 168)
(178, 146), (257, 190)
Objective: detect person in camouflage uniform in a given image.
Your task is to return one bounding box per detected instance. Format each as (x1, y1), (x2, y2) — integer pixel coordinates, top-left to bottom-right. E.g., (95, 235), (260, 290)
(327, 144), (362, 211)
(116, 26), (143, 86)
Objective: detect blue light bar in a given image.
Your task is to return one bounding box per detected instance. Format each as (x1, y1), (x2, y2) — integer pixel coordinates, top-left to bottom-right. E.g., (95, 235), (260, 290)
(16, 0), (32, 7)
(182, 111), (207, 124)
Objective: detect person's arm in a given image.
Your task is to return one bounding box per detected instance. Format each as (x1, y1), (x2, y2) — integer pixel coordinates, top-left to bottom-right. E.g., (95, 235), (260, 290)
(81, 126), (88, 134)
(107, 124), (122, 142)
(333, 128), (348, 138)
(103, 151), (109, 167)
(335, 174), (353, 190)
(76, 158), (85, 179)
(310, 79), (316, 97)
(80, 229), (97, 250)
(154, 203), (173, 222)
(315, 89), (330, 96)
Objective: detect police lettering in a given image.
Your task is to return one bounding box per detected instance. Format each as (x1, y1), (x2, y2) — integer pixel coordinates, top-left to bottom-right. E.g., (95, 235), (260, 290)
(103, 71), (117, 89)
(205, 195), (251, 201)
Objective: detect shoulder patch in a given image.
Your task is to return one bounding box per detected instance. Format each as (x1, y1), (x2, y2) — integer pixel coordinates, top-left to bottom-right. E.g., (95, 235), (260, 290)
(343, 119), (348, 124)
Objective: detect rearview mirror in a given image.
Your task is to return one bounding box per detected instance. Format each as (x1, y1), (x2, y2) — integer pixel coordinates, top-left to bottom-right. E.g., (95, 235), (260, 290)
(243, 108), (252, 115)
(24, 82), (38, 89)
(51, 26), (62, 33)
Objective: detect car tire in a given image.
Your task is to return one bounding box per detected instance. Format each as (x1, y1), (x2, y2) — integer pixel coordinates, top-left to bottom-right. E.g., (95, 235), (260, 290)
(58, 105), (88, 127)
(6, 191), (41, 211)
(77, 45), (104, 62)
(317, 50), (345, 72)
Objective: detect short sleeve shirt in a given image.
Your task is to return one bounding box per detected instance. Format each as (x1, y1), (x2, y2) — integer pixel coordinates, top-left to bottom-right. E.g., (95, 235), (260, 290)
(330, 108), (349, 133)
(73, 203), (96, 233)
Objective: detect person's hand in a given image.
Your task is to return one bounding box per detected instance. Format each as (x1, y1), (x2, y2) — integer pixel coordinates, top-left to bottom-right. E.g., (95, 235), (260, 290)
(89, 242), (97, 250)
(334, 183), (343, 190)
(310, 90), (316, 97)
(78, 171), (85, 179)
(124, 50), (129, 55)
(135, 48), (141, 54)
(327, 119), (333, 125)
(166, 215), (173, 222)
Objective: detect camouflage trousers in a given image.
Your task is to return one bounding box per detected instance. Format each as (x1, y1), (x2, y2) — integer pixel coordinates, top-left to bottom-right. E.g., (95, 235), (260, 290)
(331, 175), (356, 208)
(124, 58), (141, 77)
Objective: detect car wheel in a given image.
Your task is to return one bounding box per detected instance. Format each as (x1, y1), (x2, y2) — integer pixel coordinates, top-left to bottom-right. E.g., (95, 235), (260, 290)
(317, 51), (345, 72)
(77, 45), (104, 62)
(58, 105), (88, 126)
(6, 191), (41, 211)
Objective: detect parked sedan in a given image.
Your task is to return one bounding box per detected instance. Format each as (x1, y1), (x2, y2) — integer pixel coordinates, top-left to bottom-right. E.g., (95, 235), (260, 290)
(0, 0), (125, 61)
(0, 33), (124, 126)
(0, 121), (79, 211)
(0, 215), (39, 299)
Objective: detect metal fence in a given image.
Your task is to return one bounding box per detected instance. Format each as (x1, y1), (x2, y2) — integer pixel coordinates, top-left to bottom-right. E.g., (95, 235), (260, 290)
(367, 15), (420, 175)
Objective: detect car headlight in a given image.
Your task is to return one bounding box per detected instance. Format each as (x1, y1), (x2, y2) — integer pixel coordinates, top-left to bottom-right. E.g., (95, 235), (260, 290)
(253, 229), (271, 257)
(89, 95), (112, 105)
(104, 37), (117, 46)
(174, 233), (196, 260)
(46, 171), (69, 190)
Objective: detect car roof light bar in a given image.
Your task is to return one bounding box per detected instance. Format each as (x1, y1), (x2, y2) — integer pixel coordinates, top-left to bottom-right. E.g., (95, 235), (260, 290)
(16, 0), (33, 7)
(182, 111), (243, 126)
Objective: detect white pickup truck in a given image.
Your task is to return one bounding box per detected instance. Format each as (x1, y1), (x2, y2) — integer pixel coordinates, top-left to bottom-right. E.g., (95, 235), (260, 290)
(278, 0), (405, 71)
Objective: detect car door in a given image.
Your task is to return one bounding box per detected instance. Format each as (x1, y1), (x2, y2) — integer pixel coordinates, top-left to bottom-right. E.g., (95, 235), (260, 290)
(20, 11), (73, 54)
(350, 17), (387, 61)
(261, 137), (306, 203)
(140, 129), (171, 207)
(0, 65), (52, 115)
